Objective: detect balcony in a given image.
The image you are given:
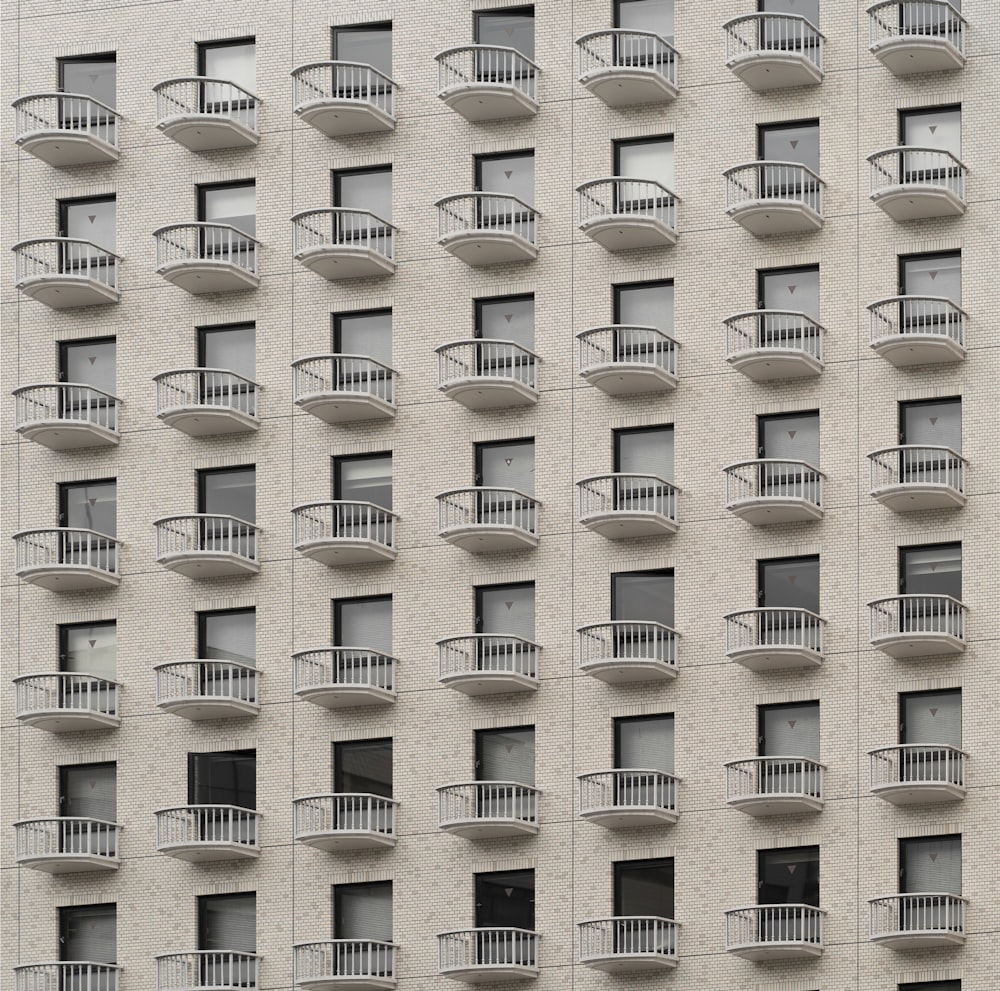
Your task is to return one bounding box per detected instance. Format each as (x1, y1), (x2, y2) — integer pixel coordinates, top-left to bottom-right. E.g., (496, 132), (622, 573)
(575, 30), (678, 106)
(577, 179), (678, 251)
(578, 622), (678, 683)
(438, 635), (539, 695)
(436, 46), (539, 121)
(577, 326), (678, 395)
(292, 209), (396, 280)
(154, 369), (258, 436)
(437, 782), (539, 838)
(155, 515), (259, 578)
(725, 905), (825, 960)
(868, 296), (967, 366)
(154, 77), (258, 150)
(724, 460), (825, 525)
(293, 794), (397, 851)
(725, 163), (824, 236)
(156, 952), (259, 991)
(13, 673), (120, 731)
(437, 194), (537, 266)
(13, 384), (119, 450)
(294, 940), (397, 991)
(869, 745), (967, 804)
(13, 238), (119, 308)
(14, 93), (120, 166)
(154, 224), (259, 294)
(724, 14), (824, 90)
(869, 893), (967, 948)
(725, 608), (825, 671)
(14, 528), (120, 590)
(724, 310), (824, 381)
(154, 661), (259, 720)
(293, 355), (396, 423)
(292, 502), (397, 566)
(437, 340), (538, 409)
(14, 817), (119, 873)
(438, 929), (538, 983)
(293, 648), (396, 709)
(868, 595), (966, 658)
(578, 917), (678, 972)
(867, 1), (966, 75)
(578, 769), (679, 827)
(292, 61), (396, 136)
(155, 805), (259, 862)
(868, 446), (966, 511)
(868, 148), (967, 221)
(577, 474), (679, 538)
(724, 758), (825, 816)
(437, 488), (538, 552)
(16, 964), (119, 991)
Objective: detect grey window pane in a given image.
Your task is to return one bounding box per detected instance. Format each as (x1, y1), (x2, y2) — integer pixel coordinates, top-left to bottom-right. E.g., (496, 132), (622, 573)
(476, 12), (534, 58)
(336, 455), (392, 510)
(334, 27), (392, 77)
(201, 326), (255, 379)
(902, 690), (961, 747)
(478, 154), (534, 204)
(616, 0), (674, 40)
(478, 297), (534, 347)
(760, 703), (820, 759)
(902, 836), (961, 894)
(336, 311), (393, 364)
(201, 611), (256, 664)
(902, 254), (961, 303)
(202, 184), (256, 238)
(760, 123), (819, 171)
(760, 412), (819, 464)
(478, 440), (534, 495)
(760, 557), (819, 612)
(200, 893), (257, 952)
(61, 905), (117, 964)
(760, 266), (819, 317)
(616, 139), (674, 190)
(61, 59), (117, 107)
(479, 584), (535, 639)
(202, 43), (255, 91)
(616, 283), (673, 334)
(336, 169), (392, 221)
(616, 427), (673, 479)
(335, 882), (392, 941)
(62, 763), (117, 821)
(761, 0), (819, 24)
(901, 544), (961, 599)
(613, 571), (673, 626)
(336, 597), (392, 655)
(201, 469), (256, 523)
(902, 399), (961, 452)
(64, 199), (116, 252)
(616, 859), (674, 918)
(335, 739), (392, 796)
(616, 715), (674, 773)
(478, 727), (535, 785)
(62, 339), (116, 394)
(63, 481), (117, 537)
(62, 622), (117, 678)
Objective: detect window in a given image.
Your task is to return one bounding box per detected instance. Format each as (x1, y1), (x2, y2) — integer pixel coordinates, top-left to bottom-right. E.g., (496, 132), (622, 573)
(59, 479), (116, 568)
(616, 0), (674, 42)
(198, 893), (257, 987)
(334, 453), (392, 511)
(758, 702), (821, 795)
(757, 846), (820, 940)
(197, 466), (256, 556)
(198, 609), (256, 701)
(474, 152), (535, 236)
(613, 426), (675, 515)
(899, 397), (961, 484)
(333, 596), (393, 688)
(58, 621), (117, 712)
(60, 904), (116, 988)
(58, 337), (117, 427)
(198, 38), (256, 122)
(899, 688), (961, 784)
(59, 196), (116, 277)
(333, 310), (393, 398)
(198, 323), (256, 412)
(900, 105), (961, 180)
(614, 858), (675, 949)
(474, 294), (535, 380)
(475, 582), (536, 673)
(757, 410), (820, 495)
(333, 882), (393, 974)
(760, 0), (820, 45)
(198, 182), (256, 265)
(899, 542), (962, 631)
(475, 868), (535, 929)
(899, 835), (962, 928)
(189, 750), (256, 809)
(474, 438), (535, 528)
(614, 280), (674, 342)
(475, 726), (536, 817)
(758, 120), (820, 197)
(58, 54), (116, 135)
(900, 983), (960, 991)
(757, 264), (820, 348)
(335, 738), (393, 796)
(899, 251), (962, 336)
(475, 7), (535, 59)
(333, 23), (392, 77)
(333, 167), (393, 252)
(614, 138), (675, 217)
(612, 571), (674, 660)
(757, 555), (820, 648)
(614, 714), (674, 806)
(60, 763), (117, 854)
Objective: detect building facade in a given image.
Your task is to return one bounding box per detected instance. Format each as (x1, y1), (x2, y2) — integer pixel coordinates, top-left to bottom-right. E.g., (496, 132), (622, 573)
(2, 2), (996, 991)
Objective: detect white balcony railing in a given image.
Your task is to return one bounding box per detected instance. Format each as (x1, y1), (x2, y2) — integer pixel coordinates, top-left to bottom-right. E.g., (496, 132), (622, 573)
(868, 296), (966, 348)
(868, 595), (966, 642)
(578, 474), (679, 523)
(292, 502), (396, 552)
(292, 60), (396, 117)
(578, 770), (678, 816)
(156, 952), (259, 991)
(154, 223), (259, 274)
(292, 354), (396, 408)
(726, 162), (824, 214)
(724, 460), (824, 508)
(438, 929), (538, 973)
(438, 635), (539, 681)
(577, 178), (678, 231)
(725, 608), (825, 654)
(437, 193), (537, 245)
(437, 487), (538, 538)
(294, 941), (396, 986)
(578, 622), (678, 670)
(725, 758), (825, 803)
(869, 147), (966, 198)
(436, 46), (538, 101)
(292, 208), (395, 260)
(726, 905), (825, 952)
(155, 515), (257, 563)
(14, 528), (119, 576)
(867, 1), (966, 54)
(156, 805), (259, 850)
(293, 794), (397, 839)
(293, 648), (396, 696)
(868, 446), (965, 494)
(725, 310), (824, 362)
(154, 77), (258, 130)
(578, 326), (678, 378)
(578, 917), (678, 963)
(438, 782), (538, 828)
(14, 673), (120, 721)
(15, 963), (119, 991)
(869, 893), (967, 941)
(437, 340), (538, 390)
(15, 818), (118, 861)
(14, 93), (119, 148)
(724, 13), (824, 67)
(577, 30), (677, 85)
(154, 661), (258, 707)
(14, 238), (119, 290)
(869, 745), (967, 791)
(155, 369), (258, 419)
(14, 384), (119, 436)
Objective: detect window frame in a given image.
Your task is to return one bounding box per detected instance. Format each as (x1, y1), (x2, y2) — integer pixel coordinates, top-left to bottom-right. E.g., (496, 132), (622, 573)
(333, 737), (393, 796)
(59, 903), (117, 964)
(187, 749), (257, 809)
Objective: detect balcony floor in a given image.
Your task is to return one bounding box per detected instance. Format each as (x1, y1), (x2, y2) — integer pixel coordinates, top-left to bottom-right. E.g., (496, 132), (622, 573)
(157, 697), (259, 720)
(439, 85), (538, 122)
(157, 115), (258, 150)
(727, 348), (823, 381)
(16, 708), (120, 732)
(295, 245), (395, 280)
(439, 525), (538, 553)
(17, 420), (118, 450)
(870, 186), (966, 222)
(870, 38), (966, 76)
(296, 393), (395, 423)
(579, 511), (677, 539)
(295, 685), (396, 709)
(871, 781), (965, 805)
(727, 52), (823, 91)
(296, 99), (395, 137)
(17, 131), (119, 167)
(579, 215), (677, 251)
(728, 201), (823, 237)
(157, 841), (259, 863)
(295, 830), (396, 852)
(729, 646), (823, 672)
(580, 68), (678, 107)
(439, 818), (538, 839)
(16, 275), (118, 309)
(295, 539), (397, 567)
(871, 483), (966, 512)
(727, 794), (823, 816)
(579, 659), (677, 684)
(580, 806), (678, 829)
(158, 406), (258, 436)
(439, 672), (538, 696)
(157, 552), (260, 579)
(439, 378), (537, 410)
(870, 632), (964, 659)
(871, 930), (965, 950)
(580, 952), (676, 973)
(580, 363), (677, 396)
(728, 497), (823, 526)
(728, 941), (823, 961)
(439, 963), (538, 984)
(297, 977), (395, 991)
(16, 564), (120, 592)
(157, 260), (259, 294)
(18, 852), (119, 873)
(870, 334), (966, 367)
(439, 231), (537, 267)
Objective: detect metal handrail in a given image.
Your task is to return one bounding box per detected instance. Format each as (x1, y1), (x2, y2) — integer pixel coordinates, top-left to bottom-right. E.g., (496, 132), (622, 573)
(292, 61), (396, 116)
(293, 941), (397, 983)
(154, 514), (257, 563)
(725, 161), (824, 213)
(13, 238), (119, 289)
(438, 928), (539, 972)
(576, 30), (678, 84)
(15, 963), (119, 991)
(293, 793), (397, 837)
(868, 445), (965, 493)
(436, 45), (539, 101)
(868, 744), (967, 790)
(725, 905), (825, 947)
(725, 607), (825, 654)
(292, 354), (396, 407)
(291, 208), (396, 260)
(724, 310), (825, 359)
(154, 368), (258, 419)
(577, 473), (679, 523)
(437, 782), (539, 826)
(14, 383), (119, 433)
(868, 295), (966, 346)
(577, 325), (678, 376)
(292, 647), (396, 695)
(868, 594), (966, 641)
(724, 13), (825, 65)
(437, 339), (538, 389)
(13, 93), (120, 146)
(156, 952), (260, 991)
(437, 634), (540, 680)
(867, 1), (966, 51)
(578, 917), (678, 960)
(153, 660), (258, 706)
(724, 757), (826, 801)
(292, 501), (396, 551)
(577, 177), (678, 229)
(724, 459), (824, 508)
(577, 621), (679, 669)
(155, 804), (259, 848)
(15, 817), (118, 860)
(13, 672), (120, 718)
(437, 487), (538, 535)
(14, 528), (119, 575)
(154, 76), (258, 131)
(153, 223), (259, 273)
(869, 893), (967, 938)
(436, 193), (537, 244)
(868, 147), (966, 198)
(578, 769), (678, 814)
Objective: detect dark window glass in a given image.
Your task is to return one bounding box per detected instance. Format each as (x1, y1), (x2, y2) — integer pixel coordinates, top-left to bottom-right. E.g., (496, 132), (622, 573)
(475, 439), (535, 495)
(612, 570), (674, 627)
(197, 892), (257, 987)
(199, 182), (256, 238)
(615, 858), (674, 918)
(59, 339), (117, 428)
(758, 846), (819, 905)
(334, 738), (392, 796)
(900, 543), (961, 598)
(199, 609), (256, 665)
(899, 835), (961, 894)
(900, 983), (961, 991)
(334, 881), (393, 943)
(333, 453), (392, 510)
(334, 596), (392, 655)
(60, 904), (116, 964)
(474, 869), (535, 928)
(188, 750), (256, 808)
(474, 7), (534, 58)
(60, 762), (116, 821)
(900, 689), (961, 746)
(758, 555), (819, 612)
(198, 466), (256, 523)
(476, 726), (535, 785)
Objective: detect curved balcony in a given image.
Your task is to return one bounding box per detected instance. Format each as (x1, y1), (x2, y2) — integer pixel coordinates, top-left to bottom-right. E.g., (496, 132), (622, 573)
(292, 502), (396, 566)
(578, 917), (678, 972)
(13, 238), (119, 308)
(869, 745), (967, 804)
(577, 474), (678, 538)
(868, 295), (966, 366)
(576, 30), (678, 106)
(154, 369), (258, 436)
(293, 648), (396, 709)
(13, 673), (120, 731)
(294, 940), (397, 991)
(154, 660), (259, 720)
(155, 805), (259, 862)
(155, 515), (259, 578)
(577, 178), (678, 251)
(725, 608), (825, 671)
(578, 769), (679, 827)
(437, 488), (538, 551)
(438, 929), (538, 983)
(437, 194), (537, 266)
(725, 163), (824, 236)
(868, 446), (966, 511)
(15, 817), (119, 872)
(578, 622), (678, 683)
(154, 77), (258, 149)
(14, 528), (120, 590)
(436, 340), (538, 409)
(724, 14), (824, 90)
(577, 325), (678, 395)
(725, 905), (825, 960)
(868, 595), (966, 658)
(156, 952), (259, 991)
(14, 93), (119, 166)
(437, 782), (539, 838)
(292, 209), (396, 280)
(293, 355), (396, 423)
(15, 964), (119, 991)
(293, 793), (397, 851)
(154, 223), (259, 294)
(13, 384), (119, 450)
(438, 635), (539, 695)
(436, 46), (539, 121)
(292, 61), (396, 136)
(724, 460), (824, 525)
(868, 148), (967, 221)
(867, 1), (966, 75)
(724, 310), (824, 381)
(869, 893), (967, 948)
(724, 757), (825, 816)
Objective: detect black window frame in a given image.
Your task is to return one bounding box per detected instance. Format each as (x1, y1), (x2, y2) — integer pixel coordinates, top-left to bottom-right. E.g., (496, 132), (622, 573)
(58, 335), (116, 383)
(474, 724), (535, 779)
(613, 857), (675, 917)
(197, 464), (256, 515)
(899, 687), (961, 744)
(333, 880), (394, 939)
(757, 844), (820, 906)
(613, 712), (674, 768)
(58, 619), (117, 672)
(59, 903), (117, 964)
(196, 37), (256, 114)
(58, 477), (116, 530)
(757, 118), (819, 161)
(898, 833), (962, 893)
(756, 554), (819, 608)
(333, 737), (393, 796)
(187, 749), (257, 809)
(898, 541), (961, 595)
(474, 582), (534, 635)
(333, 594), (392, 646)
(473, 868), (536, 929)
(332, 451), (393, 506)
(332, 308), (393, 354)
(197, 180), (256, 231)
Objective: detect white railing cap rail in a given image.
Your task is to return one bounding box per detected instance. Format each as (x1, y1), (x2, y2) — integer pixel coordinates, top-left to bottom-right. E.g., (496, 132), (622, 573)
(290, 206), (396, 229)
(434, 45), (541, 71)
(868, 444), (964, 460)
(15, 963), (121, 970)
(153, 76), (261, 102)
(14, 525), (117, 541)
(436, 486), (538, 503)
(577, 619), (678, 635)
(15, 816), (118, 827)
(292, 499), (396, 516)
(291, 645), (398, 660)
(577, 471), (679, 488)
(292, 353), (398, 373)
(725, 309), (826, 329)
(577, 324), (679, 343)
(725, 606), (825, 622)
(436, 338), (541, 360)
(576, 768), (680, 780)
(13, 382), (122, 402)
(576, 28), (677, 46)
(724, 755), (827, 769)
(868, 743), (968, 757)
(867, 892), (968, 904)
(867, 294), (968, 317)
(724, 458), (825, 477)
(291, 60), (397, 83)
(155, 950), (262, 960)
(152, 658), (259, 673)
(867, 145), (967, 168)
(723, 11), (825, 35)
(154, 513), (258, 529)
(13, 236), (121, 257)
(868, 593), (965, 608)
(437, 632), (541, 649)
(294, 792), (400, 804)
(155, 803), (260, 815)
(866, 0), (966, 23)
(436, 780), (540, 792)
(152, 221), (261, 246)
(435, 191), (539, 215)
(153, 367), (261, 388)
(13, 671), (121, 685)
(293, 938), (398, 949)
(437, 926), (539, 937)
(13, 93), (121, 115)
(725, 160), (825, 184)
(727, 903), (826, 914)
(578, 914), (678, 926)
(576, 176), (681, 198)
